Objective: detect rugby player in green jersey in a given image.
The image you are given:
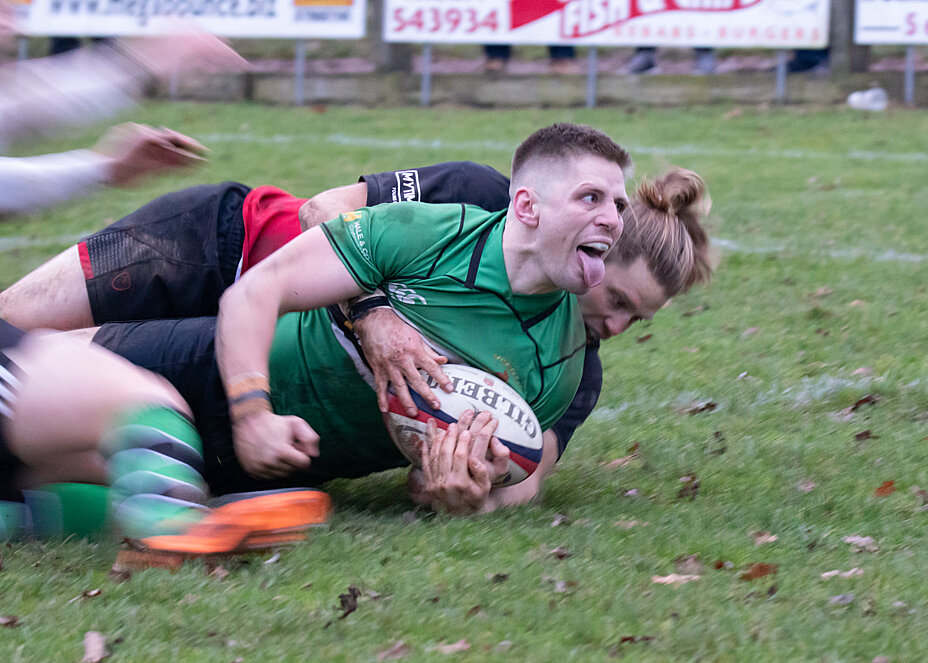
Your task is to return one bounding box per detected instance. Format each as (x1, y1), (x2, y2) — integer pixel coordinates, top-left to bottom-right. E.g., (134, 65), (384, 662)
(213, 123), (631, 514)
(1, 126), (711, 539)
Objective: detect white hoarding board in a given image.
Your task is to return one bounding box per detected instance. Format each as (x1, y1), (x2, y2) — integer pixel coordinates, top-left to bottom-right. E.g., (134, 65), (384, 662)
(856, 0), (928, 44)
(17, 0), (367, 38)
(384, 0), (829, 48)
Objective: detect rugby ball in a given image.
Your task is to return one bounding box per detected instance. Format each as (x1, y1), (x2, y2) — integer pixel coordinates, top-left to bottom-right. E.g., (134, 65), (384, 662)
(384, 364), (544, 487)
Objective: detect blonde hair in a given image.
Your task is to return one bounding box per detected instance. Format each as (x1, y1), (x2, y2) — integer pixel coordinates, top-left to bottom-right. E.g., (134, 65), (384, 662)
(609, 167), (712, 296)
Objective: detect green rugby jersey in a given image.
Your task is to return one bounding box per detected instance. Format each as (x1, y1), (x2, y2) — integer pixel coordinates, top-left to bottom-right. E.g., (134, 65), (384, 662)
(267, 202), (586, 480)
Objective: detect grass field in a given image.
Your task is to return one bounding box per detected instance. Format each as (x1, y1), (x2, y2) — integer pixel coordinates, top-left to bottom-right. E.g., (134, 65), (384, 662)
(2, 103), (928, 662)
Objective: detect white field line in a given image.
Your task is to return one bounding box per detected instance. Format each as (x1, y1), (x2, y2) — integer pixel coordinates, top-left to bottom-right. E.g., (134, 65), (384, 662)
(589, 372), (921, 423)
(3, 231), (928, 264)
(198, 132), (928, 164)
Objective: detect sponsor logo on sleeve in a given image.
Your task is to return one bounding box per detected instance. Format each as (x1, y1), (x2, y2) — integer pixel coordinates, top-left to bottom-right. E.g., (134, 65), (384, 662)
(394, 170), (422, 202)
(347, 219), (370, 261)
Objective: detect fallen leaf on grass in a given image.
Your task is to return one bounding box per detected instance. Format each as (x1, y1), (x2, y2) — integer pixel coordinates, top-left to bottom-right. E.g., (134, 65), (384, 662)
(555, 580), (579, 593)
(723, 107), (742, 119)
(713, 560), (734, 570)
(603, 443), (640, 469)
(682, 304), (708, 317)
(636, 334), (653, 343)
(741, 326), (759, 339)
(677, 475), (700, 501)
(550, 514), (570, 527)
(652, 574), (700, 585)
(855, 430), (879, 442)
(820, 568), (864, 580)
(739, 563), (779, 581)
(107, 564), (132, 583)
(874, 481), (896, 497)
(208, 565), (230, 581)
(797, 480), (817, 493)
(852, 366), (874, 376)
(844, 535), (879, 553)
(0, 615), (21, 627)
(829, 594), (854, 605)
(811, 286), (834, 298)
(549, 547), (572, 560)
(428, 639), (471, 655)
(682, 401), (717, 416)
(674, 554), (704, 575)
(752, 531), (778, 546)
(490, 573), (509, 584)
(264, 553), (281, 565)
(466, 605), (481, 618)
(68, 589), (102, 604)
(912, 486), (928, 507)
(619, 635), (656, 644)
(339, 586), (361, 617)
(614, 520), (648, 529)
(81, 631), (108, 663)
(377, 641), (412, 661)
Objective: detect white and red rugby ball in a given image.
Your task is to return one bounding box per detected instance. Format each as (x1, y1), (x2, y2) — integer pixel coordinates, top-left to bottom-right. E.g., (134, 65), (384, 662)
(384, 364), (544, 487)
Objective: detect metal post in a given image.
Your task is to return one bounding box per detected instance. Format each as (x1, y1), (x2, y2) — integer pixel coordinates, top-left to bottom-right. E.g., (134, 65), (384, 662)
(17, 36), (28, 62)
(420, 43), (432, 107)
(775, 49), (787, 104)
(294, 39), (307, 106)
(904, 46), (915, 107)
(585, 47), (598, 109)
(169, 69), (179, 100)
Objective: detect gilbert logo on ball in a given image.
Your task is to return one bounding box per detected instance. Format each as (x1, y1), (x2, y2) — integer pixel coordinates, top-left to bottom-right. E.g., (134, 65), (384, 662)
(384, 364), (544, 487)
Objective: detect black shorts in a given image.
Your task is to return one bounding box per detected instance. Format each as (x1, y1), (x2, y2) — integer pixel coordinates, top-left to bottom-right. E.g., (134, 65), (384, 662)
(0, 318), (26, 497)
(92, 317), (329, 496)
(79, 182), (250, 325)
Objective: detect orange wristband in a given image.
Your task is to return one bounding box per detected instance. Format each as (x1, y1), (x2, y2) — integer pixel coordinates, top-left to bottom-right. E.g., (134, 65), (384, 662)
(227, 374), (272, 421)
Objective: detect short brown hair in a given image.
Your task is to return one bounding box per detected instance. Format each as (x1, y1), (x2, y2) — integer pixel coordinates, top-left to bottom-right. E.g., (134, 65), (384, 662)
(511, 123), (631, 183)
(609, 167), (713, 296)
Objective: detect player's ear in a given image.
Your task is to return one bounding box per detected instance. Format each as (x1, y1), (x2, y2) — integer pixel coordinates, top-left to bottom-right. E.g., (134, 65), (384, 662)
(511, 186), (539, 228)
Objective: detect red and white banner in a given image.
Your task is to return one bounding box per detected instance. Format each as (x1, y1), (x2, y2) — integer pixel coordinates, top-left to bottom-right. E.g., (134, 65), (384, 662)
(384, 0), (829, 48)
(14, 0), (367, 38)
(856, 0), (928, 44)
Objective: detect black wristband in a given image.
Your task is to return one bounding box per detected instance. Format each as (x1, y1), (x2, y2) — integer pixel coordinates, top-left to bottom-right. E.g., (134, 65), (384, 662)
(347, 295), (391, 323)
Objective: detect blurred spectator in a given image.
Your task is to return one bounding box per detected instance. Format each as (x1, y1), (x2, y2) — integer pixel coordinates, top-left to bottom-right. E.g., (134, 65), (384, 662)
(0, 123), (208, 218)
(787, 48), (829, 74)
(0, 8), (248, 217)
(484, 44), (578, 74)
(624, 46), (716, 75)
(0, 29), (247, 149)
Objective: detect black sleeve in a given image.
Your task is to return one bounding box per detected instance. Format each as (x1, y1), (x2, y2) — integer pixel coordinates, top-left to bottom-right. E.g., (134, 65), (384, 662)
(360, 161), (511, 211)
(550, 342), (602, 460)
(0, 318), (26, 352)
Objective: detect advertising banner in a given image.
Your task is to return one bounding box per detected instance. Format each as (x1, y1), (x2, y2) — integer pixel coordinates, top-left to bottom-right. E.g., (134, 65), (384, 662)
(15, 0), (367, 38)
(855, 0), (928, 44)
(384, 0), (829, 48)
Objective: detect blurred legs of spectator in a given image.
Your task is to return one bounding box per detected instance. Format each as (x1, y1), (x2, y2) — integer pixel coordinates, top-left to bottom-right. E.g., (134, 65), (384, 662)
(49, 37), (81, 55)
(50, 36), (112, 56)
(693, 47), (715, 75)
(623, 46), (716, 75)
(483, 44), (577, 74)
(625, 47), (657, 74)
(787, 48), (829, 74)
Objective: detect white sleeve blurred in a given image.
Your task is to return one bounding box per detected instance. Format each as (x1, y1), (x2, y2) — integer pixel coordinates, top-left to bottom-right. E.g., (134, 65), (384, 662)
(0, 44), (143, 150)
(0, 149), (110, 217)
